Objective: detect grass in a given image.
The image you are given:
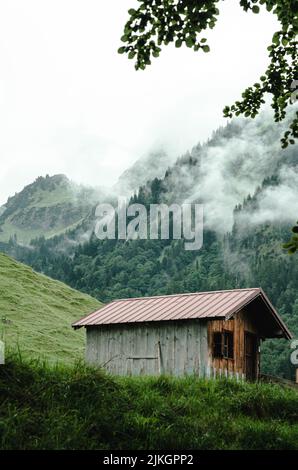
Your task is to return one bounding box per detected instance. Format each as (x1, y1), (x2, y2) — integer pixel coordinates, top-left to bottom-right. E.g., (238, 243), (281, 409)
(0, 354), (297, 450)
(0, 252), (101, 364)
(25, 186), (76, 209)
(0, 219), (85, 244)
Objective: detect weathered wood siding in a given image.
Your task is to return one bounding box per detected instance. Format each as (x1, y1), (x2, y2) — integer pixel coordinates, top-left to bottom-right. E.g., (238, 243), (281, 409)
(85, 310), (262, 378)
(207, 309), (260, 379)
(86, 320), (208, 376)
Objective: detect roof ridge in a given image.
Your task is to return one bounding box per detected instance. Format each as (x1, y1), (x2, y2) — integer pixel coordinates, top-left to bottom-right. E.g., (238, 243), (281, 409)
(111, 288), (261, 302)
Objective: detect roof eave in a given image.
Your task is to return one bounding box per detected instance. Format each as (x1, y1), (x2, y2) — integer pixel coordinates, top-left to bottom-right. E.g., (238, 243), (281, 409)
(259, 289), (293, 340)
(226, 290), (293, 340)
(71, 305), (104, 329)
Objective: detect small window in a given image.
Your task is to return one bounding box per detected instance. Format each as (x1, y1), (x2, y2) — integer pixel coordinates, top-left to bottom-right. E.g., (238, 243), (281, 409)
(213, 331), (234, 359)
(213, 332), (223, 358)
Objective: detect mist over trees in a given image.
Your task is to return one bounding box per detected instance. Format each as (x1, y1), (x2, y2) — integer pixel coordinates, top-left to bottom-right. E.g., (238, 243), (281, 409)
(3, 117), (297, 380)
(119, 0), (298, 245)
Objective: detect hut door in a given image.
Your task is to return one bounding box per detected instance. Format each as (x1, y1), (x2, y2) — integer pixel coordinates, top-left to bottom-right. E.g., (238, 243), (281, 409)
(245, 332), (258, 381)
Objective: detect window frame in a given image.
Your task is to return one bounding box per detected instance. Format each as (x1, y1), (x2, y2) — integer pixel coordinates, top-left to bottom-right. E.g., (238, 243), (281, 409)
(212, 330), (234, 360)
(223, 330), (234, 360)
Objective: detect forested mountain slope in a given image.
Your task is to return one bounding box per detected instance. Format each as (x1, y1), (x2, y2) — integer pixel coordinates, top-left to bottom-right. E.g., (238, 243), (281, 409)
(1, 111), (297, 378)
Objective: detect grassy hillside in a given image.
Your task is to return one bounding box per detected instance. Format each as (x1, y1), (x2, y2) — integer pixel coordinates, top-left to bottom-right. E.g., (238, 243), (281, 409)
(0, 253), (101, 364)
(0, 356), (297, 450)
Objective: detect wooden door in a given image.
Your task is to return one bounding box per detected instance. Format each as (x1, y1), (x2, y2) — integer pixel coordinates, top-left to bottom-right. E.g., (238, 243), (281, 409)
(245, 332), (258, 381)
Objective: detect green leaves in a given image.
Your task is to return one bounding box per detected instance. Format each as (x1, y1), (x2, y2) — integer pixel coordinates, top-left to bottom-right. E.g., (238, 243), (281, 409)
(272, 33), (280, 45)
(175, 39), (183, 48)
(119, 0), (298, 152)
(118, 0), (220, 70)
(283, 222), (298, 254)
(185, 37), (194, 48)
(224, 3), (298, 150)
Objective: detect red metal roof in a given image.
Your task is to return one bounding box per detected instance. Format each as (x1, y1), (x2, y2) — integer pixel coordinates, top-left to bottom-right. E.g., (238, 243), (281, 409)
(72, 288), (291, 339)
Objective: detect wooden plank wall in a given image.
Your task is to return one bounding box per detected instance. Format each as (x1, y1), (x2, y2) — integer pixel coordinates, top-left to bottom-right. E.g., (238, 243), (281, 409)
(86, 320), (208, 376)
(207, 310), (260, 377)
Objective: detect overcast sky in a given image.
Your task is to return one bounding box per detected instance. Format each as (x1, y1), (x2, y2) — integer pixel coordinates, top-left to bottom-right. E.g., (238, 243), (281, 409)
(0, 1), (279, 205)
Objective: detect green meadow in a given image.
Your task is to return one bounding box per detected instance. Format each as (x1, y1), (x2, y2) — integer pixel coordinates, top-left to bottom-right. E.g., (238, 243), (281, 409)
(0, 252), (101, 364)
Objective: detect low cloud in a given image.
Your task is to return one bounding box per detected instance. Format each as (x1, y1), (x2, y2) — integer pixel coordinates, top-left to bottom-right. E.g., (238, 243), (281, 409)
(176, 109), (298, 232)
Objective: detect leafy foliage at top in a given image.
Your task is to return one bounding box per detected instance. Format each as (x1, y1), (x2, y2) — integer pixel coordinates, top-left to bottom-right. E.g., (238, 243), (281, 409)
(119, 0), (298, 147)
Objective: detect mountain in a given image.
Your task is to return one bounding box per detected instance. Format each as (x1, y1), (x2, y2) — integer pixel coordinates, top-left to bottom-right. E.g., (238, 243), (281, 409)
(115, 150), (174, 195)
(1, 110), (297, 378)
(0, 174), (104, 245)
(3, 111), (296, 248)
(0, 151), (172, 246)
(19, 176), (296, 378)
(0, 252), (101, 363)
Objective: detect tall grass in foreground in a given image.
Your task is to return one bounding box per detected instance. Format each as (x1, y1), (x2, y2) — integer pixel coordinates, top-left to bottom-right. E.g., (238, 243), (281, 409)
(0, 354), (298, 450)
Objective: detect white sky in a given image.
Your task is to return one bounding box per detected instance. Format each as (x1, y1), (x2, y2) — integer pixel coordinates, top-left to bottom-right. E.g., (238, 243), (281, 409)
(0, 0), (279, 205)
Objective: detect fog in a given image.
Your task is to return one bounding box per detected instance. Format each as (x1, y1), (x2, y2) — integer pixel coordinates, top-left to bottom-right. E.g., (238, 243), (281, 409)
(168, 109), (298, 232)
(0, 0), (279, 205)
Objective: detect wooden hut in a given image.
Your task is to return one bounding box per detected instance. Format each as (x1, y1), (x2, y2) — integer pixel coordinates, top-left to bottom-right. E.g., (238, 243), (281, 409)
(72, 288), (292, 380)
